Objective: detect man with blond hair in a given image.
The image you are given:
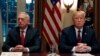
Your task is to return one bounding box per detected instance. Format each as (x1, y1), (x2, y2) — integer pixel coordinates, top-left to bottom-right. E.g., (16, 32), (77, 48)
(59, 11), (100, 53)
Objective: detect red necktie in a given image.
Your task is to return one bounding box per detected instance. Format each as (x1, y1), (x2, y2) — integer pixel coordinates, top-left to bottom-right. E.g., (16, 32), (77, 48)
(20, 31), (24, 45)
(77, 30), (81, 43)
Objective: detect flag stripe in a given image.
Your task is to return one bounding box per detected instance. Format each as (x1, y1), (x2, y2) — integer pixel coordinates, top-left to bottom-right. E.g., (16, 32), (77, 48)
(54, 5), (61, 20)
(43, 20), (58, 45)
(44, 14), (59, 43)
(42, 0), (61, 47)
(54, 12), (62, 31)
(47, 0), (61, 30)
(45, 8), (59, 38)
(45, 3), (61, 31)
(43, 28), (52, 45)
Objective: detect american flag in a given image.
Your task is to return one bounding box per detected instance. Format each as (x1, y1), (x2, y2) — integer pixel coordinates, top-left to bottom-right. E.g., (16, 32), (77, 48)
(42, 0), (62, 49)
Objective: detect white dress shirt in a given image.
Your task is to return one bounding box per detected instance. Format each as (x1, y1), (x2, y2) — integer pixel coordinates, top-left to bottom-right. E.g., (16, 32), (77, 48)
(75, 27), (83, 39)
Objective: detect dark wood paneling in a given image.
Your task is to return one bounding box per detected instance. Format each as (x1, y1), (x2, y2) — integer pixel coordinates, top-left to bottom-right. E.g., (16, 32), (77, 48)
(35, 0), (47, 52)
(94, 0), (100, 42)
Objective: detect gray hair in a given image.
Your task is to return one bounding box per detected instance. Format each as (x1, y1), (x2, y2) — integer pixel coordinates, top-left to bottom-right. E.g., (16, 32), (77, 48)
(18, 12), (30, 20)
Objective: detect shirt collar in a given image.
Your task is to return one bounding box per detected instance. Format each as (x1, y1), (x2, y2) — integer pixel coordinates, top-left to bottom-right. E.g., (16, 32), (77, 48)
(75, 27), (83, 32)
(20, 27), (28, 32)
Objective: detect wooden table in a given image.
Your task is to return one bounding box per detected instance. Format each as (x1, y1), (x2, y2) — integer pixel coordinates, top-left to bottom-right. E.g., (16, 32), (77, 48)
(23, 52), (100, 56)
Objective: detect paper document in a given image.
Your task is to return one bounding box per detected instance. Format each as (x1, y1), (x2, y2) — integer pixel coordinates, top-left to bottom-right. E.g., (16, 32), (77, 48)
(73, 53), (94, 56)
(1, 52), (22, 56)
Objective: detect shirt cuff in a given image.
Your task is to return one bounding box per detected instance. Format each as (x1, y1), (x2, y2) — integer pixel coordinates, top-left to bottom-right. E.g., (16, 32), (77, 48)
(25, 47), (30, 52)
(72, 46), (76, 52)
(87, 46), (91, 52)
(9, 47), (14, 52)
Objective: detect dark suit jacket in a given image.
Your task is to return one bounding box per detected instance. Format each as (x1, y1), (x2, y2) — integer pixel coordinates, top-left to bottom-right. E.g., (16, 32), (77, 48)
(2, 25), (41, 53)
(59, 25), (100, 53)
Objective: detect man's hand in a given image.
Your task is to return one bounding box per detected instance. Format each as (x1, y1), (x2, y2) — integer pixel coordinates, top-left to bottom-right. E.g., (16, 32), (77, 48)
(75, 43), (91, 52)
(11, 45), (28, 52)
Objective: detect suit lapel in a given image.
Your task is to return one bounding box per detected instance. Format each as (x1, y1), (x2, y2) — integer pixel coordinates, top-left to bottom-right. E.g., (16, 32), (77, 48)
(82, 27), (88, 42)
(14, 27), (21, 44)
(24, 28), (29, 45)
(71, 26), (77, 42)
(24, 26), (32, 45)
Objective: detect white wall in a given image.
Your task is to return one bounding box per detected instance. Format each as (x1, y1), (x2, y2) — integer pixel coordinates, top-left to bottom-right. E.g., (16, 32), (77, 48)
(61, 0), (78, 29)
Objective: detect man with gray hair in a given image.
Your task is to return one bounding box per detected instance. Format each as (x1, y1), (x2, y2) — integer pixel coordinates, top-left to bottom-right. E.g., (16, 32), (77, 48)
(2, 12), (41, 53)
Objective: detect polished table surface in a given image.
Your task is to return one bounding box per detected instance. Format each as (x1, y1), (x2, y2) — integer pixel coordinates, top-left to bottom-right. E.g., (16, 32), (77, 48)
(23, 52), (100, 56)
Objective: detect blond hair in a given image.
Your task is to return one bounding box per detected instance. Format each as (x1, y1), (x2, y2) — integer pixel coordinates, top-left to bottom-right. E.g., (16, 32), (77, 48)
(73, 11), (86, 19)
